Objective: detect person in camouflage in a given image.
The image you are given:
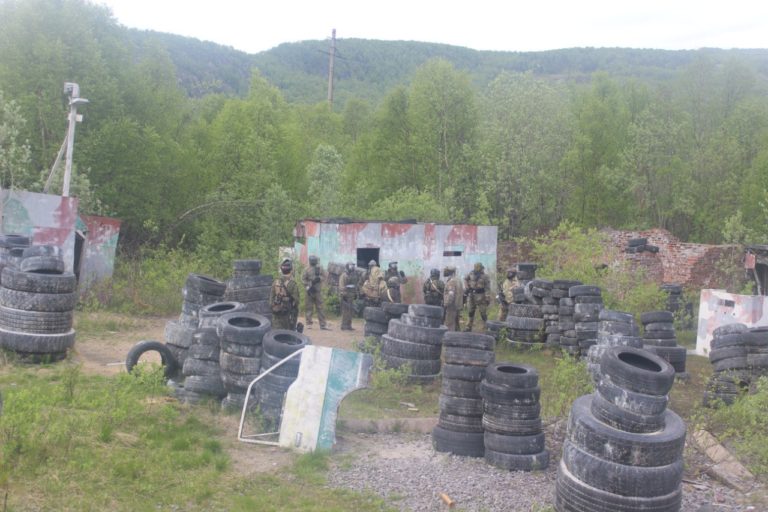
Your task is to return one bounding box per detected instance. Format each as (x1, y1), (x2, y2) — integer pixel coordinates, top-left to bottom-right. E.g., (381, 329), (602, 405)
(443, 265), (463, 331)
(464, 262), (490, 331)
(383, 276), (402, 303)
(423, 268), (445, 306)
(339, 261), (358, 330)
(360, 259), (377, 292)
(361, 265), (387, 307)
(384, 261), (408, 285)
(270, 258), (301, 330)
(497, 268), (518, 321)
(302, 255), (329, 330)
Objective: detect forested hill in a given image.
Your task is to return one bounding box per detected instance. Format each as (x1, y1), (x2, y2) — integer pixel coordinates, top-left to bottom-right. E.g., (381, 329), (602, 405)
(130, 29), (768, 105)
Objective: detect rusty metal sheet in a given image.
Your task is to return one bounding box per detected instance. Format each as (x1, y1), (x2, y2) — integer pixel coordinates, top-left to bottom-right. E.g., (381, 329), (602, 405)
(79, 214), (121, 288)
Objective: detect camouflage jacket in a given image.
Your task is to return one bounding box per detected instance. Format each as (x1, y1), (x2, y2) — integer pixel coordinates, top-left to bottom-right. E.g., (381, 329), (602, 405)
(464, 271), (490, 294)
(384, 268), (408, 284)
(500, 277), (518, 304)
(423, 278), (445, 304)
(339, 271), (359, 299)
(444, 276), (463, 309)
(270, 273), (300, 314)
(302, 265), (327, 294)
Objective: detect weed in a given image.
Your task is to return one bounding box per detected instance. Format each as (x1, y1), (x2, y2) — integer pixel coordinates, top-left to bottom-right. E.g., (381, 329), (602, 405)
(540, 355), (594, 420)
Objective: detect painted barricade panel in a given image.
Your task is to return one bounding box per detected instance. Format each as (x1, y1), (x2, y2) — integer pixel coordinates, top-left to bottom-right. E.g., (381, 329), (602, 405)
(279, 345), (372, 452)
(696, 289), (768, 355)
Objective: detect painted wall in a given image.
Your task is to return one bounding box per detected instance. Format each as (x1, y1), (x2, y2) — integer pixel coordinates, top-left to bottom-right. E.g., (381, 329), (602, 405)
(696, 289), (768, 356)
(294, 220), (498, 302)
(79, 215), (121, 288)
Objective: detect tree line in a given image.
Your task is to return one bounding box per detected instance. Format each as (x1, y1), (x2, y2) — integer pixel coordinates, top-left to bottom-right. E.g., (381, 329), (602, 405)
(2, 0), (768, 273)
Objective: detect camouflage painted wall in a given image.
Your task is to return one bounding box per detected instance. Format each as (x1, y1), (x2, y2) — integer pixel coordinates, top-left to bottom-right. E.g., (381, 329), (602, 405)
(79, 215), (121, 288)
(294, 220), (498, 303)
(696, 289), (768, 356)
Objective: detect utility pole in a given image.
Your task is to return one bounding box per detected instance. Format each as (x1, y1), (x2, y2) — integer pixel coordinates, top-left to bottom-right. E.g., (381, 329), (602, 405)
(61, 82), (88, 197)
(327, 28), (336, 109)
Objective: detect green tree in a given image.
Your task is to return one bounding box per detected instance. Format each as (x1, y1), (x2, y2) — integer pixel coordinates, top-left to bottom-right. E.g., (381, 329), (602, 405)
(0, 89), (33, 189)
(306, 144), (344, 217)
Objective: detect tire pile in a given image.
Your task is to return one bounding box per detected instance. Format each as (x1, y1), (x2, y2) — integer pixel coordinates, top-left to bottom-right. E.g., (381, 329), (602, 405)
(0, 245), (77, 363)
(433, 331), (495, 457)
(640, 311), (687, 377)
(556, 345), (685, 512)
(382, 304), (446, 384)
(0, 234), (30, 272)
(660, 284), (683, 314)
(481, 363), (549, 471)
(485, 263), (538, 341)
(703, 323), (768, 407)
(363, 306), (388, 342)
(166, 273), (226, 369)
(224, 260), (272, 318)
(504, 302), (544, 349)
(255, 329), (309, 426)
(624, 237), (659, 254)
(586, 309), (641, 379)
(570, 285), (604, 358)
(218, 311), (271, 409)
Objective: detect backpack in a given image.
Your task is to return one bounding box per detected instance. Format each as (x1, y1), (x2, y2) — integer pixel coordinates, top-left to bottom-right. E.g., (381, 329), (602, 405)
(271, 277), (292, 313)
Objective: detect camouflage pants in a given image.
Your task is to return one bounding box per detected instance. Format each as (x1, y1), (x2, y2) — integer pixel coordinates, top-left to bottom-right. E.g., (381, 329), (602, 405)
(273, 311), (297, 331)
(340, 296), (354, 329)
(498, 302), (509, 322)
(305, 291), (327, 327)
(467, 293), (488, 330)
(444, 306), (461, 332)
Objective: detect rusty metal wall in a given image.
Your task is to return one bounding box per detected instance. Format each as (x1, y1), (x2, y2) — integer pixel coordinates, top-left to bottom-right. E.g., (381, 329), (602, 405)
(79, 214), (121, 288)
(294, 220), (498, 303)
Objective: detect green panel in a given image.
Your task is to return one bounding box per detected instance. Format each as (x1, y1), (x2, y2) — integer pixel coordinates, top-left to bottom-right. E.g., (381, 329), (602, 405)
(316, 350), (370, 450)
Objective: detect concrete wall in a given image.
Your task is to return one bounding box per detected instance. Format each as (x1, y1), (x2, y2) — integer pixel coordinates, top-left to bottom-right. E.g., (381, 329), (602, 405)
(696, 289), (768, 355)
(294, 220), (498, 303)
(79, 215), (121, 289)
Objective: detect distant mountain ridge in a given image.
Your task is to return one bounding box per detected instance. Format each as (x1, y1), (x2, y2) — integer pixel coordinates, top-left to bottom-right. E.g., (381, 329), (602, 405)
(138, 30), (768, 106)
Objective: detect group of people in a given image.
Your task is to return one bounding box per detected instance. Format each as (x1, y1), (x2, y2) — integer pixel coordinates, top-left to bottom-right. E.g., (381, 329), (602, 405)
(269, 255), (519, 334)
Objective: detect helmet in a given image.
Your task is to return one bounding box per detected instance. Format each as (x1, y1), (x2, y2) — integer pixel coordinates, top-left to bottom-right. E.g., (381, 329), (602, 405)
(346, 261), (356, 272)
(388, 261), (398, 269)
(507, 268), (517, 278)
(443, 265), (456, 277)
(309, 255), (319, 266)
(430, 268), (440, 279)
(474, 262), (484, 272)
(368, 259), (377, 268)
(280, 258), (293, 274)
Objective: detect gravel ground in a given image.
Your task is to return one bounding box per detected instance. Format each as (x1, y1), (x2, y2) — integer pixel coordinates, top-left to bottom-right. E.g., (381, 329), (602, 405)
(327, 432), (764, 512)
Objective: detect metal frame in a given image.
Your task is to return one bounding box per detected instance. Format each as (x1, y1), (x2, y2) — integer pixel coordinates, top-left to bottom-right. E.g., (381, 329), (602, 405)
(237, 347), (306, 445)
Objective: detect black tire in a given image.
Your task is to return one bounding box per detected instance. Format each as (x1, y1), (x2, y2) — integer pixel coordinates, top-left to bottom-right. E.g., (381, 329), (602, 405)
(382, 353), (441, 375)
(485, 448), (549, 471)
(506, 316), (544, 331)
(364, 321), (388, 335)
(233, 259), (262, 274)
(23, 245), (62, 259)
(443, 346), (495, 367)
(164, 321), (196, 348)
(482, 413), (542, 436)
(218, 312), (270, 345)
(442, 331), (495, 350)
(442, 363), (486, 382)
(19, 255), (65, 273)
(567, 395), (685, 467)
(183, 375), (225, 397)
(561, 439), (683, 498)
(220, 352), (262, 374)
(484, 363), (539, 388)
(409, 304), (443, 319)
(641, 338), (678, 348)
(438, 412), (483, 433)
(627, 237), (647, 247)
(569, 285), (601, 297)
(188, 344), (219, 362)
(712, 356), (749, 372)
(1, 267), (77, 293)
(220, 340), (263, 358)
(182, 358), (220, 377)
(479, 381), (540, 405)
(748, 353), (768, 368)
(711, 333), (748, 350)
(644, 322), (674, 333)
(388, 320), (447, 345)
(183, 286), (225, 306)
(598, 310), (633, 323)
(432, 425), (484, 457)
(221, 371), (257, 391)
(438, 395), (483, 416)
(224, 286), (271, 303)
(0, 328), (76, 353)
(382, 302), (409, 317)
(263, 329), (309, 358)
(483, 431), (544, 454)
(441, 378), (480, 398)
(483, 400), (541, 420)
(261, 351), (301, 376)
(185, 273), (226, 295)
(713, 323), (748, 337)
(381, 334), (441, 360)
(643, 346), (686, 364)
(507, 303), (543, 318)
(590, 393), (665, 434)
(0, 288), (77, 312)
(0, 305), (72, 334)
(594, 375), (668, 415)
(192, 328), (220, 347)
(600, 346), (675, 396)
(597, 321), (634, 336)
(640, 311), (674, 324)
(227, 275), (272, 289)
(363, 307), (387, 323)
(555, 460), (682, 512)
(400, 313), (442, 328)
(125, 340), (179, 378)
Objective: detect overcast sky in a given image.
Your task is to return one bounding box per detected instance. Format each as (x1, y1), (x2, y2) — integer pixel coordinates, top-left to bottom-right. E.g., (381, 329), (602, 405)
(96, 0), (768, 54)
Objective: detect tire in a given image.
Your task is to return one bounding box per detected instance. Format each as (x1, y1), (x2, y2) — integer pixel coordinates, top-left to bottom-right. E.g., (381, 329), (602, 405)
(441, 378), (480, 398)
(220, 340), (263, 357)
(263, 329), (309, 358)
(183, 375), (225, 397)
(443, 346), (495, 367)
(182, 358), (220, 377)
(233, 259), (262, 274)
(627, 237), (648, 247)
(382, 302), (409, 317)
(590, 393), (665, 434)
(598, 321), (634, 336)
(364, 321), (388, 336)
(640, 311), (674, 324)
(0, 288), (77, 312)
(408, 304), (443, 319)
(594, 375), (668, 415)
(506, 316), (544, 331)
(711, 333), (748, 350)
(642, 338), (678, 348)
(1, 267), (76, 294)
(183, 286), (225, 306)
(388, 320), (447, 345)
(438, 412), (483, 433)
(599, 310), (634, 324)
(363, 307), (387, 323)
(164, 321), (196, 348)
(479, 381), (540, 405)
(185, 273), (226, 295)
(485, 448), (549, 471)
(0, 305), (73, 334)
(188, 344), (219, 362)
(438, 395), (483, 416)
(217, 312), (270, 345)
(400, 313), (441, 328)
(125, 340), (179, 378)
(227, 275), (272, 289)
(432, 425), (484, 457)
(261, 350), (301, 376)
(507, 303), (543, 318)
(600, 346), (675, 396)
(221, 371), (258, 391)
(442, 363), (486, 382)
(569, 285), (601, 297)
(561, 439), (683, 498)
(224, 286), (271, 303)
(567, 395), (685, 467)
(555, 460), (683, 512)
(442, 331), (495, 350)
(644, 322), (674, 333)
(381, 334), (441, 360)
(482, 413), (542, 435)
(713, 323), (748, 337)
(19, 255), (65, 273)
(0, 328), (76, 353)
(382, 353), (441, 375)
(712, 356), (749, 372)
(220, 352), (262, 374)
(483, 431), (544, 454)
(192, 328), (219, 347)
(484, 363), (539, 388)
(748, 353), (768, 368)
(483, 400), (541, 420)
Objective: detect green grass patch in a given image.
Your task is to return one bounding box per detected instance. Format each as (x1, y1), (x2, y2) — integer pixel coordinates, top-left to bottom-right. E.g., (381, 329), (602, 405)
(74, 311), (153, 338)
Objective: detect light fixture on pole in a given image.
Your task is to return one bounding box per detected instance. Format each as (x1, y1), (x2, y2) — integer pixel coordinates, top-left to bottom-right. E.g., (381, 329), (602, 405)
(62, 82), (88, 197)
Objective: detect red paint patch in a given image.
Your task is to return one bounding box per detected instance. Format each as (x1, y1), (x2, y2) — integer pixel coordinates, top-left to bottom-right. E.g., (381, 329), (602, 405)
(52, 197), (78, 230)
(338, 223), (368, 253)
(423, 223), (436, 259)
(381, 223), (413, 238)
(33, 227), (70, 246)
(446, 225), (478, 252)
(304, 221), (319, 237)
(81, 215), (122, 245)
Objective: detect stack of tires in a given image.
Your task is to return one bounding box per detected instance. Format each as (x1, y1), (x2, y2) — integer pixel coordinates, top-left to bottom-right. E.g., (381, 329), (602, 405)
(218, 312), (270, 411)
(433, 331), (495, 457)
(570, 285), (604, 358)
(704, 323), (752, 407)
(382, 302), (409, 323)
(546, 280), (581, 349)
(515, 263), (537, 287)
(586, 310), (642, 379)
(558, 296), (578, 357)
(0, 245), (77, 363)
(382, 305), (446, 384)
(0, 234), (30, 273)
(556, 346), (685, 512)
(256, 329), (309, 426)
(224, 260), (272, 318)
(481, 363), (549, 471)
(660, 284), (683, 314)
(624, 237), (659, 254)
(640, 311), (687, 377)
(746, 327), (768, 381)
(505, 302), (544, 349)
(363, 306), (388, 343)
(168, 273), (226, 368)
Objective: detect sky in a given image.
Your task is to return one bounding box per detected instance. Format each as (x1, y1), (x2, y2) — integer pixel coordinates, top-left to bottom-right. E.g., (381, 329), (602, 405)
(96, 0), (768, 55)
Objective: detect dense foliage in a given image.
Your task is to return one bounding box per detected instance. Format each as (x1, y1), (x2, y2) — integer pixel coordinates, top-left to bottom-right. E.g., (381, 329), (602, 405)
(2, 0), (768, 272)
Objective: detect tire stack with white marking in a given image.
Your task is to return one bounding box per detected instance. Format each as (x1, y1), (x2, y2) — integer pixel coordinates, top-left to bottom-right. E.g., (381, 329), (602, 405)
(481, 363), (549, 471)
(0, 245), (77, 363)
(0, 234), (30, 273)
(570, 285), (604, 358)
(586, 309), (642, 379)
(505, 299), (544, 349)
(224, 259), (272, 319)
(363, 306), (388, 343)
(433, 331), (495, 457)
(703, 323), (751, 407)
(556, 346), (685, 512)
(640, 311), (687, 378)
(256, 329), (309, 426)
(382, 304), (446, 384)
(217, 312), (271, 410)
